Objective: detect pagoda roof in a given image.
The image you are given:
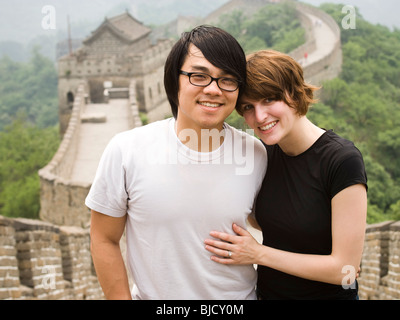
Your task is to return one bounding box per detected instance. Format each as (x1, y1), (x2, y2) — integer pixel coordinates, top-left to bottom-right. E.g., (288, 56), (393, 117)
(83, 12), (152, 45)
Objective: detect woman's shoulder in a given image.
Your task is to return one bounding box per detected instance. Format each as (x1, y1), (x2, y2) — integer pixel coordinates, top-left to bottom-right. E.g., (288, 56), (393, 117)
(317, 130), (363, 159)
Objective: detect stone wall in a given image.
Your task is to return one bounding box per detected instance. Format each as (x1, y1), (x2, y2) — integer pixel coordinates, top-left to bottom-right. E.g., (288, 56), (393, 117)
(131, 38), (173, 120)
(293, 2), (343, 85)
(39, 83), (91, 227)
(358, 221), (400, 300)
(39, 81), (143, 228)
(0, 216), (103, 300)
(3, 214), (400, 300)
(58, 37), (173, 133)
(288, 2), (317, 62)
(204, 0), (342, 86)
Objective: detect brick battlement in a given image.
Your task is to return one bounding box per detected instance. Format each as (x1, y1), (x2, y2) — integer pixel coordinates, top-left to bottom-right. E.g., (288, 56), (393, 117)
(2, 214), (399, 299)
(358, 221), (400, 300)
(0, 216), (103, 300)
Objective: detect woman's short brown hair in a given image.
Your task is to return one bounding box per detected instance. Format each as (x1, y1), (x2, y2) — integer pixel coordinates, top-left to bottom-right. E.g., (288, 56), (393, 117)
(237, 50), (319, 116)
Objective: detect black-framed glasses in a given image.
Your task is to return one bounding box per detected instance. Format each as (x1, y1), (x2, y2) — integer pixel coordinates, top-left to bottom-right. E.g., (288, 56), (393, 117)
(180, 71), (240, 92)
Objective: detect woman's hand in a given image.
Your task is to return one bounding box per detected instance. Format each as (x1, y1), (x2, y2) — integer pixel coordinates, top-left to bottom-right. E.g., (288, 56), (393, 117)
(204, 223), (262, 265)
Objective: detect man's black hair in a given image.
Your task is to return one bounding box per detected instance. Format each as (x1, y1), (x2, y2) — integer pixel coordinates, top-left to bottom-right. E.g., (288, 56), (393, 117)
(164, 25), (247, 119)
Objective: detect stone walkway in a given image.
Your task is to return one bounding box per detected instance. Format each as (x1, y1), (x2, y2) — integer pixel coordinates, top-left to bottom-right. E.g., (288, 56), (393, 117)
(301, 13), (337, 67)
(70, 99), (131, 184)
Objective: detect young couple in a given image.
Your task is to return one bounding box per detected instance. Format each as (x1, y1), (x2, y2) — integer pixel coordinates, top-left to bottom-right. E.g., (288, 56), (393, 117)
(86, 26), (367, 300)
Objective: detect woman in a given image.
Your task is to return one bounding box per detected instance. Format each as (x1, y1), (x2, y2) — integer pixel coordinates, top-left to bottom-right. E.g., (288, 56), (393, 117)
(204, 50), (368, 300)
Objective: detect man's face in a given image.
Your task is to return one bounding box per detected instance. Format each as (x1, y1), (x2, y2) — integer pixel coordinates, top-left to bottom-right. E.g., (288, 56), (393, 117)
(176, 44), (239, 133)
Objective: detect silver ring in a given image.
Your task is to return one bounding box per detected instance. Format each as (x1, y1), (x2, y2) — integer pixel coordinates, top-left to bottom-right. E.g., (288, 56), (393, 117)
(228, 251), (232, 258)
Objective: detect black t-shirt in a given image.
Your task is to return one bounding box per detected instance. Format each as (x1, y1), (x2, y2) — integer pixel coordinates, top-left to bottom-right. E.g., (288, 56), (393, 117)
(255, 130), (368, 300)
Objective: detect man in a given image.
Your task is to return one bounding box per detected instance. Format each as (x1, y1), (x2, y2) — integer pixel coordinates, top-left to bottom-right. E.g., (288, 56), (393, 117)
(85, 26), (267, 300)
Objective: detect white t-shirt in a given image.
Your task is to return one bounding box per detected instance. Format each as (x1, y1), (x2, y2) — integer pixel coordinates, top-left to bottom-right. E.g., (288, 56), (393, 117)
(85, 118), (267, 300)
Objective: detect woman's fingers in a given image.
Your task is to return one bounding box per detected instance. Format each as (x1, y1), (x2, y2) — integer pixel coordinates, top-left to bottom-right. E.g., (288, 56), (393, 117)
(204, 243), (231, 258)
(232, 223), (250, 236)
(209, 230), (236, 243)
(209, 254), (234, 265)
(205, 224), (258, 265)
(208, 224), (249, 244)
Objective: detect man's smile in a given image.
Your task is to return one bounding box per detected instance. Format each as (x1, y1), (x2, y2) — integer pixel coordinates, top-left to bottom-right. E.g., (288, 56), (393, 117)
(198, 101), (223, 108)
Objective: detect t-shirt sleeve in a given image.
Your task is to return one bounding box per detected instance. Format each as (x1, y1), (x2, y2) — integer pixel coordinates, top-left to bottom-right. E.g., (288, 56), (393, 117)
(329, 147), (368, 199)
(85, 135), (128, 217)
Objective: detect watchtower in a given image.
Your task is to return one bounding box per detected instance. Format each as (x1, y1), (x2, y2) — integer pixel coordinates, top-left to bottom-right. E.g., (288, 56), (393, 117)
(58, 11), (173, 135)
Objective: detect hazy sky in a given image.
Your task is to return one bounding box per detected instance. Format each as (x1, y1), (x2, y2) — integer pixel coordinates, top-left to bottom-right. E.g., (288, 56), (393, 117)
(0, 0), (398, 44)
(301, 0), (399, 29)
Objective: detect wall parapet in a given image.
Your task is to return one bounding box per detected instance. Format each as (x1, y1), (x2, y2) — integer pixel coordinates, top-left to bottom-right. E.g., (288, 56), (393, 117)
(289, 3), (317, 62)
(0, 215), (103, 300)
(358, 221), (400, 300)
(41, 83), (87, 181)
(128, 80), (144, 129)
(292, 2), (342, 85)
(38, 83), (89, 227)
(39, 79), (143, 228)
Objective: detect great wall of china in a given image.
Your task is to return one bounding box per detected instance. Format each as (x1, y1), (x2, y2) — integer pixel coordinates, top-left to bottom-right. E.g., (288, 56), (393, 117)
(1, 0), (399, 300)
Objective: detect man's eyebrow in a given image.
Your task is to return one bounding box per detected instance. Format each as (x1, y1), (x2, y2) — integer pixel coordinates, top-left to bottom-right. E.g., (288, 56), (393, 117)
(190, 65), (232, 77)
(191, 65), (211, 73)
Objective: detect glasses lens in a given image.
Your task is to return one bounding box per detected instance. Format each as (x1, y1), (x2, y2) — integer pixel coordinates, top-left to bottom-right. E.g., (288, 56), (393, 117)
(218, 78), (239, 91)
(190, 74), (211, 86)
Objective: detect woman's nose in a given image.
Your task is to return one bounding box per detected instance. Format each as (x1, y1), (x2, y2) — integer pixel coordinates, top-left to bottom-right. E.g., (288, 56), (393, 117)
(254, 104), (268, 123)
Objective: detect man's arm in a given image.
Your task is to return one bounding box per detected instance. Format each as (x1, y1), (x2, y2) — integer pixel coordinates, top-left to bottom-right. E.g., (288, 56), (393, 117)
(90, 210), (131, 300)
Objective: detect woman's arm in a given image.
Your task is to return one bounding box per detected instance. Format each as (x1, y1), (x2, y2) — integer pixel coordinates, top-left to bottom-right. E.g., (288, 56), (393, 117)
(90, 210), (131, 299)
(205, 184), (367, 286)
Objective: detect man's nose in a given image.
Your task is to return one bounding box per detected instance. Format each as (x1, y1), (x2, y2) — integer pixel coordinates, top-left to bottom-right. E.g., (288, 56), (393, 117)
(203, 80), (222, 95)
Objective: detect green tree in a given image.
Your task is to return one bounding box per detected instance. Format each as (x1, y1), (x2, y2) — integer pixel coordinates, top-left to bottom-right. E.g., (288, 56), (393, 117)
(0, 48), (58, 131)
(312, 4), (400, 222)
(0, 118), (59, 218)
(387, 200), (400, 221)
(217, 2), (305, 54)
(226, 110), (249, 132)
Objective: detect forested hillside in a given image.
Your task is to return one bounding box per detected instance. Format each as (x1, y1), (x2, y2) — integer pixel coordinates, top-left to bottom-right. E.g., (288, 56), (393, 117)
(0, 48), (58, 130)
(307, 4), (400, 223)
(217, 2), (305, 55)
(0, 119), (59, 218)
(0, 48), (60, 219)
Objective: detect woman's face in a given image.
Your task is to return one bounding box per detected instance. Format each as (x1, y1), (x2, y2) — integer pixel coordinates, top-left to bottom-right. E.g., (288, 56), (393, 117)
(240, 97), (301, 149)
